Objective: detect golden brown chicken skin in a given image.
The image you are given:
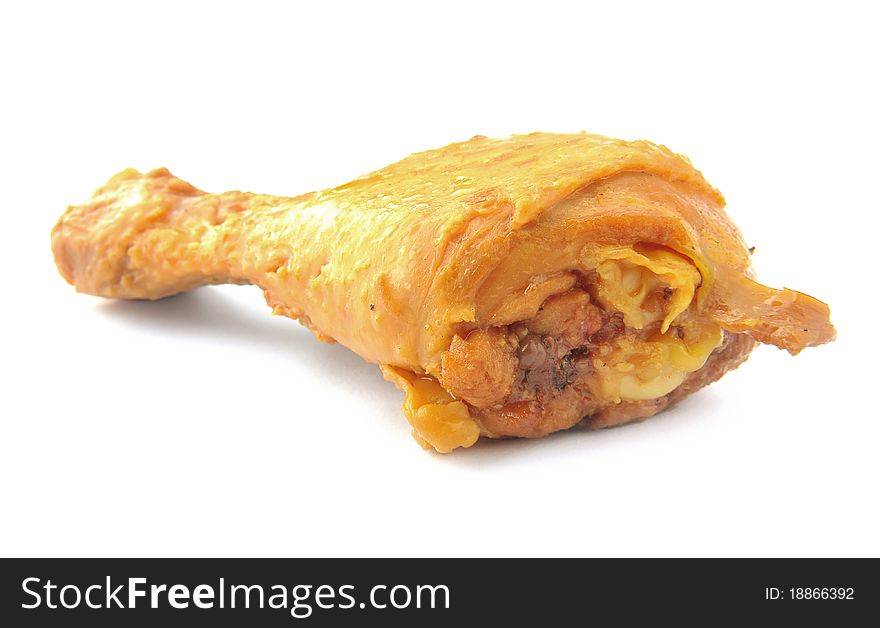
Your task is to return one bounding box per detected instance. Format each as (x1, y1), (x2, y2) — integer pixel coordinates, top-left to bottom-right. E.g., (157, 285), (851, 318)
(52, 133), (835, 452)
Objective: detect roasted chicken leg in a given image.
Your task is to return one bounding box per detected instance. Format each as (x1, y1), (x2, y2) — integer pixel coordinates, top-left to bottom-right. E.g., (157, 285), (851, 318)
(52, 133), (835, 452)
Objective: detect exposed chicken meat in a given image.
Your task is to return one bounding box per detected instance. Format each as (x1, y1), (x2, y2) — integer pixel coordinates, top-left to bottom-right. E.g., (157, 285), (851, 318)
(439, 328), (517, 407)
(470, 287), (616, 437)
(522, 289), (603, 349)
(438, 282), (751, 439)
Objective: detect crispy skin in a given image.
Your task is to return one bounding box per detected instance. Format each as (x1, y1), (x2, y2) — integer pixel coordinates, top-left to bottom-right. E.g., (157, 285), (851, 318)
(51, 133), (835, 452)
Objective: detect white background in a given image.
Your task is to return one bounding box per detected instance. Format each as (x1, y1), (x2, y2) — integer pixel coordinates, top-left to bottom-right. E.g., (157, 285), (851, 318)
(1, 1), (877, 557)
